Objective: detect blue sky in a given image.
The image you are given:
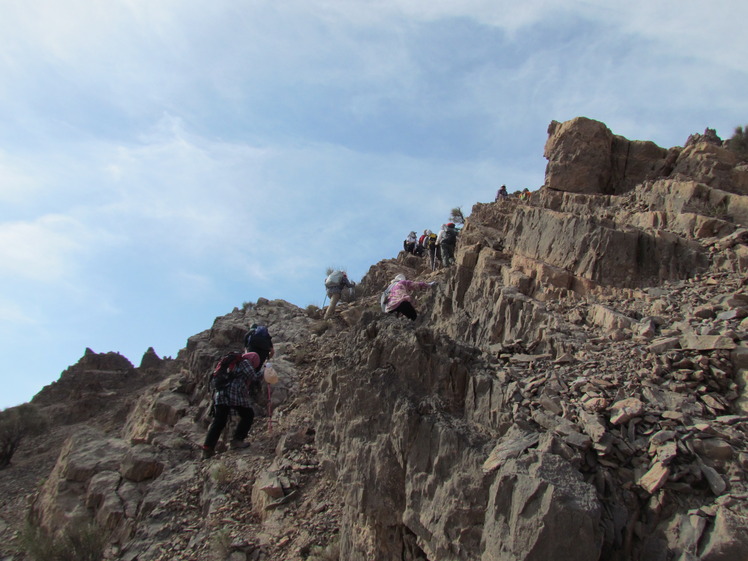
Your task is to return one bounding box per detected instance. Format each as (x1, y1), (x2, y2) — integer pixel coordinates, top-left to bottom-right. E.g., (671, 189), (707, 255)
(2, 0), (747, 408)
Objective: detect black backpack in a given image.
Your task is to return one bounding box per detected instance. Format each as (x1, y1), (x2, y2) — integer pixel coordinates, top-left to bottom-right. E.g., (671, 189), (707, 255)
(443, 228), (457, 245)
(209, 351), (244, 391)
(245, 325), (272, 353)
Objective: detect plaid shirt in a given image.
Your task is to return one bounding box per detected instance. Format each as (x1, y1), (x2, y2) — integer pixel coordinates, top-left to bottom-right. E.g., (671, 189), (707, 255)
(214, 359), (257, 408)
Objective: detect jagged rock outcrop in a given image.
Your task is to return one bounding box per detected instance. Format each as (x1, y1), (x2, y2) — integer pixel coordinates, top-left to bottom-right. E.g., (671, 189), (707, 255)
(139, 347), (163, 371)
(29, 349), (172, 427)
(4, 116), (748, 561)
(544, 117), (670, 195)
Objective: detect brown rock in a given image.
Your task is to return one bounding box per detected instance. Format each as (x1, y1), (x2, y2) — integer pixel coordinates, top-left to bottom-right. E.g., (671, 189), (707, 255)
(609, 398), (645, 425)
(637, 461), (670, 494)
(693, 438), (734, 461)
(120, 445), (164, 482)
(680, 334), (736, 351)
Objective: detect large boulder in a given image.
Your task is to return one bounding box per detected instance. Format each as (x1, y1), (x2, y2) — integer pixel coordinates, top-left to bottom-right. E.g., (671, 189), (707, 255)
(544, 117), (668, 195)
(481, 452), (602, 561)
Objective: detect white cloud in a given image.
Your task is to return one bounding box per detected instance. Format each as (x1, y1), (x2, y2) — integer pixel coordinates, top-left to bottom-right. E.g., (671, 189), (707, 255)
(0, 151), (39, 203)
(0, 214), (108, 282)
(0, 299), (37, 327)
(1, 0), (748, 412)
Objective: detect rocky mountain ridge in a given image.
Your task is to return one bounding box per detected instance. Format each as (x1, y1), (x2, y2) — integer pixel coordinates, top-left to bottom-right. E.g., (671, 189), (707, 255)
(1, 116), (747, 561)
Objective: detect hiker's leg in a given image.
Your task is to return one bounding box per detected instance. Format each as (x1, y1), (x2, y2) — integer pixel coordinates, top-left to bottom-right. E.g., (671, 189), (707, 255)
(395, 302), (418, 320)
(325, 292), (341, 319)
(232, 406), (255, 441)
(204, 404), (230, 449)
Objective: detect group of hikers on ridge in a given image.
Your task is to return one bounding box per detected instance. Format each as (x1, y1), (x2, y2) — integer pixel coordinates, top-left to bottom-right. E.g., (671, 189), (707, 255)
(495, 184), (531, 202)
(201, 190), (534, 458)
(203, 212), (468, 457)
(403, 222), (459, 270)
(203, 268), (437, 458)
(323, 268), (436, 322)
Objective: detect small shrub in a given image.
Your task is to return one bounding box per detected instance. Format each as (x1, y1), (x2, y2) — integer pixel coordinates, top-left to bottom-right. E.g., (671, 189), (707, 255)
(307, 539), (340, 561)
(727, 124), (748, 158)
(0, 404), (48, 469)
(449, 206), (465, 226)
(210, 528), (233, 560)
(704, 198), (730, 219)
(210, 461), (231, 485)
(20, 519), (108, 561)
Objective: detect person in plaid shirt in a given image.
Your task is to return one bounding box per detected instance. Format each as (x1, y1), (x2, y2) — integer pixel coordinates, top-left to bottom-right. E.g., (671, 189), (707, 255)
(202, 352), (261, 459)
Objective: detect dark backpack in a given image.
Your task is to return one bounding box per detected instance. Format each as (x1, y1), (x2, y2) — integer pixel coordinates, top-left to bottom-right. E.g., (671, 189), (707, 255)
(245, 325), (272, 353)
(443, 228), (457, 245)
(209, 351), (244, 391)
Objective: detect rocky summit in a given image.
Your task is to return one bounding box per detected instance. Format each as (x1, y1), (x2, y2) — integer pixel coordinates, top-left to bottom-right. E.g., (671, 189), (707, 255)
(2, 116), (748, 561)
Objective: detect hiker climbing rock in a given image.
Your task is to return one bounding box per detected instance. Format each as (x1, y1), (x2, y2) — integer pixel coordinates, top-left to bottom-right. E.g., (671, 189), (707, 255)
(381, 274), (435, 321)
(202, 351), (261, 459)
(244, 323), (274, 367)
(324, 270), (355, 319)
(403, 231), (418, 255)
(422, 229), (439, 271)
(437, 222), (458, 267)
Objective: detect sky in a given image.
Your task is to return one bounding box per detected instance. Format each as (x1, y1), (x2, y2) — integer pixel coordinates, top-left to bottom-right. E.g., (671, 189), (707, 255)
(2, 0), (747, 409)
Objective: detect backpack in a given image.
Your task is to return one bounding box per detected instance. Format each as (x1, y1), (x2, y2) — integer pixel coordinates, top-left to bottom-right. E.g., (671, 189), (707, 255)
(209, 351), (244, 391)
(380, 283), (395, 312)
(426, 233), (437, 249)
(325, 270), (345, 288)
(245, 325), (272, 353)
(442, 228), (457, 245)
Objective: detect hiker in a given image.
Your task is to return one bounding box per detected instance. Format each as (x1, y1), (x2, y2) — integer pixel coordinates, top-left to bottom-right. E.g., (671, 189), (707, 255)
(495, 185), (508, 201)
(324, 270), (355, 319)
(244, 324), (274, 367)
(519, 188), (531, 202)
(414, 232), (426, 256)
(403, 231), (418, 255)
(382, 274), (435, 321)
(437, 223), (458, 267)
(423, 229), (439, 271)
(202, 352), (260, 459)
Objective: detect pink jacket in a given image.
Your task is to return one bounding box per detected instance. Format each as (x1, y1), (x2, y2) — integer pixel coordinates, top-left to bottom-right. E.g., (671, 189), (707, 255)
(385, 280), (430, 313)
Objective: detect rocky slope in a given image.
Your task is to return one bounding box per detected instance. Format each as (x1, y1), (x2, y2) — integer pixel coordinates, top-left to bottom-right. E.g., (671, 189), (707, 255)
(2, 116), (747, 561)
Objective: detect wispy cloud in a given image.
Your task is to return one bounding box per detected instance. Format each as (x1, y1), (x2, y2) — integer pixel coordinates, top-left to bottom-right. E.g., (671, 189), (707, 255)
(0, 214), (105, 282)
(1, 0), (747, 408)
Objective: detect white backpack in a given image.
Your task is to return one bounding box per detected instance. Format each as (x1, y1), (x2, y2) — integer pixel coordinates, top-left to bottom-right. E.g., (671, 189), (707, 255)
(325, 270), (345, 288)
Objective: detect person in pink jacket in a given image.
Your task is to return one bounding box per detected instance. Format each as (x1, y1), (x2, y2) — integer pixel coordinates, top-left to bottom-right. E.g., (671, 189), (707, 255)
(382, 274), (435, 320)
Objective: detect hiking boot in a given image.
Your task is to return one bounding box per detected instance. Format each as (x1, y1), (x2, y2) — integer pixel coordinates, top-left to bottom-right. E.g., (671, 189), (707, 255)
(229, 439), (250, 450)
(201, 446), (215, 460)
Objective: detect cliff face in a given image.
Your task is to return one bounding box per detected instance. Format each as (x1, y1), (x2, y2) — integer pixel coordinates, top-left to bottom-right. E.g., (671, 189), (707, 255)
(3, 117), (748, 561)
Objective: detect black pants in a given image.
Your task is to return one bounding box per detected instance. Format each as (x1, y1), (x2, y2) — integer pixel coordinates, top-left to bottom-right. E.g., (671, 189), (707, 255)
(391, 301), (418, 320)
(204, 404), (254, 449)
(441, 243), (455, 266)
